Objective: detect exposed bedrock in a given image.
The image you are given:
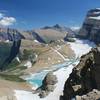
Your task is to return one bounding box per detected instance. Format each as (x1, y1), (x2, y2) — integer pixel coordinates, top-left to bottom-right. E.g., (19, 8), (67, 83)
(35, 72), (58, 98)
(61, 47), (100, 100)
(79, 8), (100, 44)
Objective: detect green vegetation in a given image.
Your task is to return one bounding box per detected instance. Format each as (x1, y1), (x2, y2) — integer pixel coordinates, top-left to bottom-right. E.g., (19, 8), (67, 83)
(20, 49), (37, 64)
(0, 73), (25, 82)
(7, 58), (20, 69)
(7, 65), (27, 72)
(22, 49), (34, 60)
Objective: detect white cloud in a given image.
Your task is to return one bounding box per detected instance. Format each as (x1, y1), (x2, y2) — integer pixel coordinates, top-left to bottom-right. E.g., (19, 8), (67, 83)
(0, 17), (16, 26)
(0, 12), (16, 27)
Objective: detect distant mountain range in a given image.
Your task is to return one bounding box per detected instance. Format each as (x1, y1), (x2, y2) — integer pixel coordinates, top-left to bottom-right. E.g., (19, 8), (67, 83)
(0, 24), (76, 71)
(0, 24), (76, 43)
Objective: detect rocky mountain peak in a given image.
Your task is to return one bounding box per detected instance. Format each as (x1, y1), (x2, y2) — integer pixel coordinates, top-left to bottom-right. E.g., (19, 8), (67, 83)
(86, 8), (100, 20)
(0, 27), (25, 41)
(53, 24), (63, 29)
(79, 8), (100, 44)
(42, 24), (63, 30)
(87, 8), (100, 18)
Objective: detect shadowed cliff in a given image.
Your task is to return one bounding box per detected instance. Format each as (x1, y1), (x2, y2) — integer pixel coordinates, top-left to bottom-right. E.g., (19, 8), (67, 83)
(0, 40), (21, 71)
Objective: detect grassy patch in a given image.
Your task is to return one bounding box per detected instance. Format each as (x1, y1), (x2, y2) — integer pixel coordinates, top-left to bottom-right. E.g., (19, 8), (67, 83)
(0, 73), (25, 82)
(6, 58), (20, 69)
(7, 65), (27, 72)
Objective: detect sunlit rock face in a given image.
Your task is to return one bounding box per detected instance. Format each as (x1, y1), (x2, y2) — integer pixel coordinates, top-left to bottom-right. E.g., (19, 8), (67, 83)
(79, 8), (100, 44)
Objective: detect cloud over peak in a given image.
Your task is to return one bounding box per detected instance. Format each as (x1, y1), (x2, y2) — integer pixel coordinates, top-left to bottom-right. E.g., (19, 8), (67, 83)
(0, 13), (16, 27)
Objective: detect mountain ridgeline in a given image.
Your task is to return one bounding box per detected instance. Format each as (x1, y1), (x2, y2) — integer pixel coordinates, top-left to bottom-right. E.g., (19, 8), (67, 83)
(0, 28), (25, 41)
(0, 26), (75, 71)
(0, 25), (76, 43)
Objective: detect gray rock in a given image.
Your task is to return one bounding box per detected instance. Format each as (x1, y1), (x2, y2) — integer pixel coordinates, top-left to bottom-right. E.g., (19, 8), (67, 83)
(79, 8), (100, 44)
(36, 72), (58, 98)
(46, 85), (55, 92)
(76, 89), (100, 100)
(39, 90), (48, 98)
(42, 72), (58, 85)
(61, 47), (100, 100)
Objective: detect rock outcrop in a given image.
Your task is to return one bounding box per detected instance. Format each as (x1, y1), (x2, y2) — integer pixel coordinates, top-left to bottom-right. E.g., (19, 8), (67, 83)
(35, 72), (58, 98)
(0, 28), (25, 41)
(79, 8), (100, 44)
(43, 24), (75, 35)
(33, 24), (75, 43)
(61, 47), (100, 100)
(76, 89), (100, 100)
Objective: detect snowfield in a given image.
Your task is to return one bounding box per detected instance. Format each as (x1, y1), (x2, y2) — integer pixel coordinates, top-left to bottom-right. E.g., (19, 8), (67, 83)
(14, 39), (96, 100)
(69, 39), (95, 57)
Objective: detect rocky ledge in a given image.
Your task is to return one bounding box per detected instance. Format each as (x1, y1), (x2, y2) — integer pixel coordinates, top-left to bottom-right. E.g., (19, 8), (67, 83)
(60, 47), (100, 100)
(35, 72), (58, 98)
(76, 89), (100, 100)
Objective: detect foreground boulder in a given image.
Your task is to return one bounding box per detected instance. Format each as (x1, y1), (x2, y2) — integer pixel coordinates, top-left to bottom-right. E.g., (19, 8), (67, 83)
(35, 72), (58, 98)
(76, 89), (100, 100)
(61, 47), (100, 100)
(79, 8), (100, 44)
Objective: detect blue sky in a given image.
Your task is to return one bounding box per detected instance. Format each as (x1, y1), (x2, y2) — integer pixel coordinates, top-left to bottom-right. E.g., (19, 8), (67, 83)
(0, 0), (100, 30)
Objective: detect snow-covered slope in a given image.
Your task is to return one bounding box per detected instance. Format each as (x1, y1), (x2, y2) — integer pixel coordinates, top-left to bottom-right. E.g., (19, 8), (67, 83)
(69, 39), (96, 57)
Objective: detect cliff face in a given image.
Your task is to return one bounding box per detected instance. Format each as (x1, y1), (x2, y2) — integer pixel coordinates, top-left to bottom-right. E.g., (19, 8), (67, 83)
(61, 47), (100, 100)
(0, 40), (21, 70)
(0, 28), (25, 41)
(79, 8), (100, 44)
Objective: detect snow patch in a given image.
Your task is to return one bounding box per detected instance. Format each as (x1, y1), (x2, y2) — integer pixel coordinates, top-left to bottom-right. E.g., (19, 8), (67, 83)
(24, 61), (32, 68)
(93, 11), (100, 14)
(89, 16), (100, 20)
(34, 40), (39, 43)
(14, 90), (35, 100)
(69, 39), (96, 57)
(16, 57), (21, 63)
(5, 40), (10, 43)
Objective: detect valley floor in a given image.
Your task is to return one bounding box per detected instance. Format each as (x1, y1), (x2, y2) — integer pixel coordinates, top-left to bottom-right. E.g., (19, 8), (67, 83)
(14, 39), (95, 100)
